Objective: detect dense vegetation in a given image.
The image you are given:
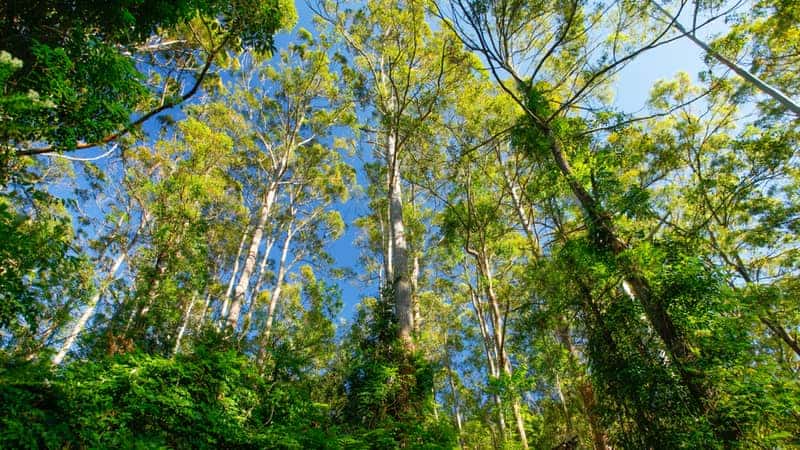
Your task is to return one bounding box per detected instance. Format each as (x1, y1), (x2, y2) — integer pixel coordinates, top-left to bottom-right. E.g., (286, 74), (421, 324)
(1, 0), (799, 448)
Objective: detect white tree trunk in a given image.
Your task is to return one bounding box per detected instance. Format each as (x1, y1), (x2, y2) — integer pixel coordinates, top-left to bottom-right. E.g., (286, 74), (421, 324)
(52, 251), (129, 365)
(241, 235), (276, 337)
(387, 136), (413, 347)
(220, 224), (250, 319)
(262, 225), (294, 346)
(53, 215), (146, 365)
(173, 292), (198, 356)
(652, 0), (800, 116)
(227, 186), (277, 329)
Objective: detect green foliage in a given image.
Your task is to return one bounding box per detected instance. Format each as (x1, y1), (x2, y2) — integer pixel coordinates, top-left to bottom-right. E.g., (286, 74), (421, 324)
(0, 190), (93, 357)
(0, 336), (346, 449)
(341, 295), (457, 448)
(0, 0), (293, 150)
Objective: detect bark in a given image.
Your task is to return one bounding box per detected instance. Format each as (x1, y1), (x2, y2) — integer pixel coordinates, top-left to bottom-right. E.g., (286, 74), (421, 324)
(196, 292), (212, 332)
(220, 224), (250, 320)
(411, 254), (421, 334)
(555, 323), (608, 450)
(228, 186), (277, 329)
(476, 252), (529, 448)
(444, 342), (465, 446)
(53, 249), (130, 365)
(468, 284), (506, 439)
(387, 130), (414, 349)
(555, 372), (574, 433)
(260, 225), (293, 352)
(651, 0), (800, 116)
(241, 236), (276, 338)
(706, 229), (800, 358)
(545, 133), (710, 408)
(54, 215), (149, 364)
(494, 145), (540, 254)
(173, 292), (198, 355)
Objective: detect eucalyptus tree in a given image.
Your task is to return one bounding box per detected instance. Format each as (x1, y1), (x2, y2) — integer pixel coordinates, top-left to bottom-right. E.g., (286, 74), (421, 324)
(651, 0), (800, 117)
(438, 0), (734, 417)
(0, 159), (95, 359)
(97, 115), (241, 355)
(218, 32), (355, 333)
(315, 0), (475, 350)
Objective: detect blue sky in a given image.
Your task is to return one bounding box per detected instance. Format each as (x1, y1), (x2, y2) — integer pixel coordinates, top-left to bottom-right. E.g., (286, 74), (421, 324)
(57, 0), (733, 325)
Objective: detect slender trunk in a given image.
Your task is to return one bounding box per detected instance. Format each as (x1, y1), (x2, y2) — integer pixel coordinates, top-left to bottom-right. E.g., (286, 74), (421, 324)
(54, 217), (146, 364)
(494, 145), (539, 253)
(173, 292), (198, 356)
(53, 250), (128, 365)
(472, 251), (529, 448)
(444, 346), (465, 445)
(555, 372), (573, 433)
(220, 224), (250, 319)
(467, 279), (507, 441)
(241, 236), (276, 337)
(411, 254), (421, 334)
(556, 323), (608, 450)
(196, 292), (212, 332)
(651, 0), (800, 116)
(706, 229), (800, 358)
(228, 186), (276, 329)
(545, 133), (709, 407)
(258, 224), (294, 364)
(387, 131), (413, 349)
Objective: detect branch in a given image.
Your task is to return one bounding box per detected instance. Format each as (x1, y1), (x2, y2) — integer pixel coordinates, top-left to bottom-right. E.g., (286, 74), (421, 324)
(17, 33), (233, 157)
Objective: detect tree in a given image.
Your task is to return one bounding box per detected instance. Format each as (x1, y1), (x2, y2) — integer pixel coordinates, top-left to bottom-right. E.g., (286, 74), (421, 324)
(215, 32), (355, 334)
(2, 0), (295, 157)
(316, 0), (474, 350)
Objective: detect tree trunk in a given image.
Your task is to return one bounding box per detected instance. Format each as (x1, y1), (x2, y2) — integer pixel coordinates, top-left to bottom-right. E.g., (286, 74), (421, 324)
(173, 292), (198, 355)
(228, 186), (277, 330)
(444, 340), (465, 447)
(260, 225), (293, 351)
(651, 0), (800, 116)
(53, 250), (129, 365)
(474, 252), (529, 448)
(55, 216), (148, 364)
(241, 236), (276, 338)
(555, 323), (608, 450)
(220, 224), (250, 320)
(387, 130), (413, 349)
(411, 254), (421, 334)
(544, 133), (709, 408)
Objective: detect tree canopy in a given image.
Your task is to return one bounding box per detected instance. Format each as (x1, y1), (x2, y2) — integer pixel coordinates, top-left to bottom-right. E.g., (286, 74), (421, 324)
(1, 0), (799, 448)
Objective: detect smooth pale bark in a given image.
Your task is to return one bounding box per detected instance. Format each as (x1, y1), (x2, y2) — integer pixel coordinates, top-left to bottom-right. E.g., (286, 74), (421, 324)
(651, 0), (800, 116)
(57, 216), (147, 363)
(220, 224), (250, 319)
(493, 146), (540, 253)
(555, 372), (574, 434)
(467, 281), (507, 440)
(468, 248), (528, 448)
(241, 235), (276, 337)
(260, 224), (293, 348)
(196, 292), (212, 332)
(53, 251), (129, 364)
(387, 130), (414, 348)
(228, 186), (277, 329)
(173, 292), (198, 355)
(411, 254), (421, 333)
(444, 337), (465, 446)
